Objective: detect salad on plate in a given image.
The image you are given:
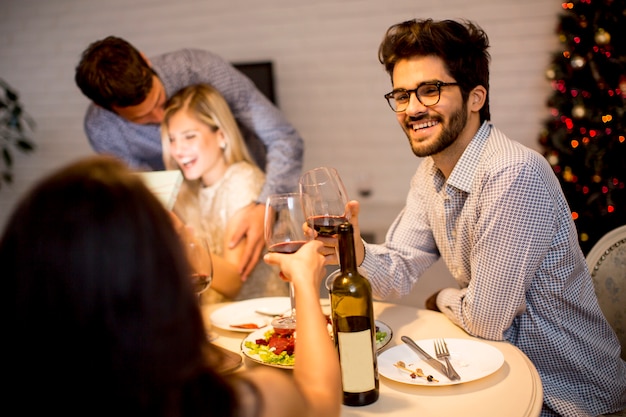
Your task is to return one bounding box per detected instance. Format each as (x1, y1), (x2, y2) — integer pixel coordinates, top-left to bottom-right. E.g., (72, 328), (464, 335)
(241, 319), (391, 368)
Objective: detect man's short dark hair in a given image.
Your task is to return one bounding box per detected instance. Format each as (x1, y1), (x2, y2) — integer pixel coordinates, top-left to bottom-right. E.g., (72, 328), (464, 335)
(378, 19), (491, 122)
(75, 36), (155, 110)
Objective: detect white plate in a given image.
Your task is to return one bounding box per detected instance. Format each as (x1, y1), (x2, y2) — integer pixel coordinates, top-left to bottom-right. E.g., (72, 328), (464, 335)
(375, 320), (393, 351)
(241, 320), (393, 369)
(210, 297), (291, 332)
(378, 338), (504, 386)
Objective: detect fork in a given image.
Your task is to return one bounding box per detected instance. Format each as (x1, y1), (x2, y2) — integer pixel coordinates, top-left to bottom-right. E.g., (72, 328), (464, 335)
(434, 339), (461, 380)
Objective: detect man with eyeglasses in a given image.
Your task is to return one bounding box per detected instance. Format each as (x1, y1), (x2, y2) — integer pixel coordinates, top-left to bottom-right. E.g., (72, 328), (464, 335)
(325, 19), (626, 417)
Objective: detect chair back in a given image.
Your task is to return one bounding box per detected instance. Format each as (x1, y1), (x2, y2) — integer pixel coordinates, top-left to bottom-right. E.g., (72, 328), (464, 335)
(586, 225), (626, 360)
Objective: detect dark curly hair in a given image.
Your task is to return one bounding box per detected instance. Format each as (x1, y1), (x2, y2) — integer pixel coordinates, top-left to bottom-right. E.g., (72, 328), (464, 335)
(75, 36), (156, 110)
(378, 19), (491, 122)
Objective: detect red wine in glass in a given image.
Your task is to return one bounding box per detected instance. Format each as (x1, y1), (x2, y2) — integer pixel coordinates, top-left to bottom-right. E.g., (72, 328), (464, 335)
(264, 193), (310, 330)
(300, 166), (350, 242)
(308, 215), (349, 237)
(269, 241), (307, 254)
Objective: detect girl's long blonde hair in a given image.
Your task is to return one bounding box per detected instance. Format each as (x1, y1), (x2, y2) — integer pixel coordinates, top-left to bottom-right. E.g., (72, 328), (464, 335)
(161, 84), (257, 234)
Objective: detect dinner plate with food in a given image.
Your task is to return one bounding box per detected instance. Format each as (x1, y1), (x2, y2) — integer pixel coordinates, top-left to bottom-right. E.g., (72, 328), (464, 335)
(377, 338), (505, 386)
(210, 297), (292, 332)
(240, 320), (393, 369)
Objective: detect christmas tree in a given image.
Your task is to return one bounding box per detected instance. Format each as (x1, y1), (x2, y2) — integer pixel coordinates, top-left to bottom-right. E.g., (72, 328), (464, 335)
(539, 0), (626, 255)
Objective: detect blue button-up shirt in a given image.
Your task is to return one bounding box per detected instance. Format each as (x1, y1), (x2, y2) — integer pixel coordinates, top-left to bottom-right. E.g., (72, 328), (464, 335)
(82, 48), (303, 202)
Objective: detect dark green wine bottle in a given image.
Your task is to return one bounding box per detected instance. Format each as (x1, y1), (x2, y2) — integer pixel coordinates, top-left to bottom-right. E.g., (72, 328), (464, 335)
(330, 222), (379, 406)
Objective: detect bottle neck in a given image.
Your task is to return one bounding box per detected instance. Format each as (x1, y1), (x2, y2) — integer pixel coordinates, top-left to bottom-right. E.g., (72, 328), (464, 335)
(338, 223), (358, 273)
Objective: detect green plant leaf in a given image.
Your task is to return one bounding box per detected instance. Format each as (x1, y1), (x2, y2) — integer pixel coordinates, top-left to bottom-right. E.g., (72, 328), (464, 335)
(16, 139), (35, 152)
(2, 147), (13, 167)
(1, 78), (36, 190)
(2, 170), (13, 184)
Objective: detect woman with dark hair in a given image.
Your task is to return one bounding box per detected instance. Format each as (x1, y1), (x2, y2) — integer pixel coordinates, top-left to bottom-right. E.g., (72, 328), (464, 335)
(1, 155), (340, 417)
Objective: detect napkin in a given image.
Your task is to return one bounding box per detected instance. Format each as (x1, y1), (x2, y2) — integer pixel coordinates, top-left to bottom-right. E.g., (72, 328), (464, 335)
(135, 170), (183, 210)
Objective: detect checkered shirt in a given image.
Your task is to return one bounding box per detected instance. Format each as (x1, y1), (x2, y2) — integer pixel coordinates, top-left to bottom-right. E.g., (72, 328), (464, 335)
(362, 122), (626, 416)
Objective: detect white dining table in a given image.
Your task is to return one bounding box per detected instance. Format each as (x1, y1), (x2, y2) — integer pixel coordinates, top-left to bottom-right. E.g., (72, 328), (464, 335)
(202, 300), (543, 417)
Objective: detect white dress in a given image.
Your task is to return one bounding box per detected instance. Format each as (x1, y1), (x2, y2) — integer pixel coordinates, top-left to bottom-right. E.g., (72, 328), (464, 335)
(198, 161), (287, 303)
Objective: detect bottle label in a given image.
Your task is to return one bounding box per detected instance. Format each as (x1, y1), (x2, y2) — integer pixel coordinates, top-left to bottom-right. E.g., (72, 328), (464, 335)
(337, 330), (376, 392)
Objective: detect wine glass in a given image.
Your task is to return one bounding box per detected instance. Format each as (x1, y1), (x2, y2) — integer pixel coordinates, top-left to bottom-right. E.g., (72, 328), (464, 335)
(299, 166), (350, 237)
(186, 234), (215, 339)
(187, 235), (213, 299)
(264, 192), (311, 329)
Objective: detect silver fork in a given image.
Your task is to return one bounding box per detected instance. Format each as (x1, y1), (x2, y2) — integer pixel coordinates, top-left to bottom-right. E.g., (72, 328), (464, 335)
(434, 339), (461, 380)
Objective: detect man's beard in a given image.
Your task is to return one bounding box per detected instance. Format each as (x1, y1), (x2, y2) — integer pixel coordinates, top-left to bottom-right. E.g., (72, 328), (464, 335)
(408, 101), (468, 158)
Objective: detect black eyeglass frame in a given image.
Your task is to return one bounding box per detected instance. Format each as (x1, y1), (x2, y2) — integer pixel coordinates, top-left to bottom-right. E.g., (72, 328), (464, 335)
(384, 81), (459, 112)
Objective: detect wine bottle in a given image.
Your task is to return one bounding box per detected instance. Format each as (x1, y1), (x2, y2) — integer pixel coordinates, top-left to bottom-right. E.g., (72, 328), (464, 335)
(330, 222), (379, 406)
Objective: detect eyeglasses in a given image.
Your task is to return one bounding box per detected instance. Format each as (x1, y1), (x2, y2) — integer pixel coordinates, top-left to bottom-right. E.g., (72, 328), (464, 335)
(384, 81), (459, 112)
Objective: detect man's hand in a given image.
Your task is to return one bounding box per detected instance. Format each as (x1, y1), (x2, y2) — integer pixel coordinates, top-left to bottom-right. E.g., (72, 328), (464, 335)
(228, 203), (265, 280)
(425, 290), (442, 312)
(318, 200), (364, 265)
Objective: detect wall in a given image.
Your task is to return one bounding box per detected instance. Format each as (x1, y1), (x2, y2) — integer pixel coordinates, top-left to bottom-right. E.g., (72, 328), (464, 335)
(0, 0), (561, 306)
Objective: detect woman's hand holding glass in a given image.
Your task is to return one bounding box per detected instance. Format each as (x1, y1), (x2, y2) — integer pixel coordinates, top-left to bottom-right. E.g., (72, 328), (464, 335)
(263, 240), (326, 293)
(264, 193), (311, 329)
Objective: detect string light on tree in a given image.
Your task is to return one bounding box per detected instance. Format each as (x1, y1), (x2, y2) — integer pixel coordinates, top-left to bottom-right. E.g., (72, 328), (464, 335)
(538, 0), (626, 254)
(595, 28), (611, 45)
(572, 104), (586, 118)
(571, 55), (586, 69)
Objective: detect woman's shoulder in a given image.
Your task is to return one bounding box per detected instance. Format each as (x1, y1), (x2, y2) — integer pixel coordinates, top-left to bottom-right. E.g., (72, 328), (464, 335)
(228, 162), (264, 180)
(208, 163), (263, 214)
(223, 162), (264, 194)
